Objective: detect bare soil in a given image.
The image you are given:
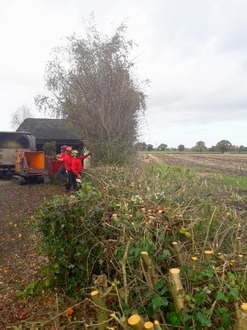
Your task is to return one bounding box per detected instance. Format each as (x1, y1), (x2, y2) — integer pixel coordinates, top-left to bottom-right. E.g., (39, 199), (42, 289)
(151, 153), (247, 176)
(148, 152), (247, 211)
(0, 179), (64, 328)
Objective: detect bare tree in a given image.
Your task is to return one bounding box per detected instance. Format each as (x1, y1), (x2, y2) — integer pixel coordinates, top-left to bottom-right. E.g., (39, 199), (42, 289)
(35, 19), (148, 165)
(11, 104), (33, 130)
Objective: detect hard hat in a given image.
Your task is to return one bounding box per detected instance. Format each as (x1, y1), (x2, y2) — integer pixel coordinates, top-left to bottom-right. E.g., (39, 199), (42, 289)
(71, 150), (79, 156)
(66, 146), (72, 151)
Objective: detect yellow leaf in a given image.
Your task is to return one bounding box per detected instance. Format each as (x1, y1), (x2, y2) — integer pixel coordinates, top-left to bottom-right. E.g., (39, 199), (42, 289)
(18, 233), (22, 238)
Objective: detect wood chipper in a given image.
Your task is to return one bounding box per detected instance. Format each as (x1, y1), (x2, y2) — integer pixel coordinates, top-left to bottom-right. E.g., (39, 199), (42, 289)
(0, 131), (52, 184)
(12, 150), (52, 184)
(0, 131), (36, 178)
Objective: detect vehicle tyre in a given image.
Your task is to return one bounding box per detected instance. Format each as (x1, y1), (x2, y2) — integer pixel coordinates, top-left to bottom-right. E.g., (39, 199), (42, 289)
(11, 175), (26, 185)
(36, 176), (45, 184)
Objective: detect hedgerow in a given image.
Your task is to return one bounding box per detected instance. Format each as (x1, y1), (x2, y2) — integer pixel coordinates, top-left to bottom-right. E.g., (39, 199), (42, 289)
(35, 161), (247, 329)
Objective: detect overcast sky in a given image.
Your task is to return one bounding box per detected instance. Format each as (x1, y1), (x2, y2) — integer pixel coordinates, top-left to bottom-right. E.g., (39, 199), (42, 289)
(0, 0), (247, 148)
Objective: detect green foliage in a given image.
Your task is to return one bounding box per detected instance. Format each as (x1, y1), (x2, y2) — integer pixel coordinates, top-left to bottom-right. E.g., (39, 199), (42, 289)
(42, 141), (56, 156)
(220, 175), (247, 190)
(195, 308), (212, 328)
(215, 307), (231, 327)
(33, 162), (247, 329)
(216, 140), (232, 153)
(37, 182), (106, 291)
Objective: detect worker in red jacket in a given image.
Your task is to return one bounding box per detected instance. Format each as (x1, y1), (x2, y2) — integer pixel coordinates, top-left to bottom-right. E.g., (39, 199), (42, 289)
(55, 145), (68, 184)
(64, 146), (73, 170)
(70, 150), (91, 191)
(63, 147), (74, 193)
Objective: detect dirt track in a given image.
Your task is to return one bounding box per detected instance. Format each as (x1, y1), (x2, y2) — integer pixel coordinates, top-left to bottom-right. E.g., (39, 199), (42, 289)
(0, 179), (64, 327)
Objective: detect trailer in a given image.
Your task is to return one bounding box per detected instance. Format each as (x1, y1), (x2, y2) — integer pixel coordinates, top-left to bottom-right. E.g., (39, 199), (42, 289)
(0, 131), (51, 184)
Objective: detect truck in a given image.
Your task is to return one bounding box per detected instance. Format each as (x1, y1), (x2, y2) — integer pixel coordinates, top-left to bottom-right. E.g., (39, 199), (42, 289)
(0, 131), (51, 184)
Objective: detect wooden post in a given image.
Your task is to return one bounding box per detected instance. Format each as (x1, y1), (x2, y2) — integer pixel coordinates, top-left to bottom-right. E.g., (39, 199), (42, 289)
(144, 321), (154, 329)
(191, 256), (197, 270)
(128, 314), (144, 330)
(236, 254), (244, 264)
(120, 238), (132, 303)
(154, 320), (163, 330)
(141, 251), (158, 287)
(169, 268), (185, 314)
(91, 290), (109, 330)
(236, 237), (242, 254)
(204, 250), (213, 262)
(172, 242), (183, 266)
(234, 303), (247, 330)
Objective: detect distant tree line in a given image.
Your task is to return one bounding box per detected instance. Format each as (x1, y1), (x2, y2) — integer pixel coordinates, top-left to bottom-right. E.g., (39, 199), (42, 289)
(135, 140), (247, 153)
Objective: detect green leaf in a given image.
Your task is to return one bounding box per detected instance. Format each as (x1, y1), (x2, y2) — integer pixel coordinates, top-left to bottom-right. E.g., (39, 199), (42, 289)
(151, 294), (168, 311)
(154, 278), (165, 291)
(196, 308), (212, 327)
(216, 290), (228, 302)
(227, 272), (236, 282)
(161, 249), (170, 259)
(160, 287), (168, 296)
(216, 307), (230, 327)
(228, 288), (239, 301)
(166, 311), (183, 326)
(16, 291), (24, 298)
(204, 265), (214, 278)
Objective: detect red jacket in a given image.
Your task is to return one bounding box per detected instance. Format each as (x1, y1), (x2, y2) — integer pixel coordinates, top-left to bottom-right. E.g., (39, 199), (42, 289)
(71, 154), (90, 177)
(64, 154), (73, 171)
(57, 152), (67, 161)
(71, 158), (83, 177)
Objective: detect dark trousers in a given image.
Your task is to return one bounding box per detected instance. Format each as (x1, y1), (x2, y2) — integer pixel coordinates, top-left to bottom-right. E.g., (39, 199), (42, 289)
(56, 164), (67, 182)
(65, 171), (77, 192)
